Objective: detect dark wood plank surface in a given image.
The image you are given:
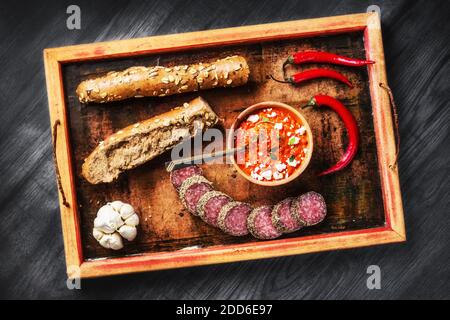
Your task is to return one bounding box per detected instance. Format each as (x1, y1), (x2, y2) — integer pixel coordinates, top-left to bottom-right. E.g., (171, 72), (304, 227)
(0, 0), (448, 299)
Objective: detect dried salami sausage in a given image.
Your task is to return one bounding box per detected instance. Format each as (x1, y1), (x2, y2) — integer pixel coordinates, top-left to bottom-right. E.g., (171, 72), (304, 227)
(170, 167), (327, 239)
(248, 205), (282, 240)
(218, 202), (252, 236)
(291, 191), (327, 226)
(170, 165), (203, 190)
(197, 191), (232, 227)
(178, 175), (213, 215)
(271, 197), (303, 233)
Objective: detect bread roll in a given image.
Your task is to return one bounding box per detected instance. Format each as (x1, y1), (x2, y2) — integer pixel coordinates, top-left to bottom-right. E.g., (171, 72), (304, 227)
(82, 97), (218, 184)
(76, 55), (250, 103)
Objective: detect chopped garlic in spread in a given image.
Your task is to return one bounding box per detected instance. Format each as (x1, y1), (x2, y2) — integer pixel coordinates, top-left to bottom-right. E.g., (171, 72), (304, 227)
(247, 114), (260, 123)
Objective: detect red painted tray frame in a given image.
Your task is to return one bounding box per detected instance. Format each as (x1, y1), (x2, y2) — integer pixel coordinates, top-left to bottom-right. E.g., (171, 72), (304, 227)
(44, 12), (405, 278)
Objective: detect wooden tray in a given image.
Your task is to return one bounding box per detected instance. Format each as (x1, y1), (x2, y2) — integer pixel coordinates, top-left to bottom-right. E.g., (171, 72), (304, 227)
(44, 13), (405, 278)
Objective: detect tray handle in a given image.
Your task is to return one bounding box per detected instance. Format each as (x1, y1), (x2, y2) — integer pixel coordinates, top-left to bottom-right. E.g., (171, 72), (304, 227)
(379, 83), (400, 170)
(52, 120), (70, 208)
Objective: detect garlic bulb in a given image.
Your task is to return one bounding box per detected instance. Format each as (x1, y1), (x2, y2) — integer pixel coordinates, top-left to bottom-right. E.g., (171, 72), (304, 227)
(92, 201), (139, 250)
(94, 205), (124, 234)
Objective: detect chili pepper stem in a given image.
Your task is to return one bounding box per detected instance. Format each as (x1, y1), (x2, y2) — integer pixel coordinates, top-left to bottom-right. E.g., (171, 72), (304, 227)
(282, 56), (295, 69)
(269, 74), (292, 84)
(282, 56), (295, 79)
(301, 97), (317, 109)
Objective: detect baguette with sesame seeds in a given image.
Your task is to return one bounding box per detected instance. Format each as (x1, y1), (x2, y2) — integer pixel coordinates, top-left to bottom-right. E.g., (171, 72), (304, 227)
(76, 56), (250, 103)
(81, 97), (218, 184)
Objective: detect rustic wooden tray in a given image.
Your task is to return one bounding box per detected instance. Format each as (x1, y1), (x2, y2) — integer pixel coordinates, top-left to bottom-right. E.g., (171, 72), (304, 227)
(44, 13), (405, 278)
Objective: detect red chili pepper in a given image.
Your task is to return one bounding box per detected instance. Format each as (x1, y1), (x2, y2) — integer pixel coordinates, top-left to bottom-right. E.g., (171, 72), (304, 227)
(305, 95), (359, 176)
(285, 51), (375, 68)
(271, 68), (353, 87)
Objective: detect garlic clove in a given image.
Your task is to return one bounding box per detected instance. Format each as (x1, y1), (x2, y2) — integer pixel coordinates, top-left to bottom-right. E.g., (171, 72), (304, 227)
(109, 233), (124, 250)
(109, 200), (124, 212)
(93, 228), (104, 241)
(94, 216), (115, 234)
(97, 204), (113, 219)
(111, 212), (125, 229)
(99, 233), (123, 250)
(95, 204), (124, 232)
(119, 203), (135, 219)
(118, 225), (137, 241)
(125, 213), (139, 227)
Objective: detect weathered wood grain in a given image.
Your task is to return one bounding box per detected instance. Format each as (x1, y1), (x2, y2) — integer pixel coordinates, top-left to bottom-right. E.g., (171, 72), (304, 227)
(0, 0), (448, 299)
(61, 32), (384, 260)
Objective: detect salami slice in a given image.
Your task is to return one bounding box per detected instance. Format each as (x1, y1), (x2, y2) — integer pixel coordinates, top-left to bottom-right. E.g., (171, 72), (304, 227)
(291, 191), (327, 226)
(218, 201), (252, 236)
(178, 175), (213, 215)
(170, 165), (203, 190)
(197, 191), (232, 227)
(248, 205), (282, 240)
(271, 197), (303, 234)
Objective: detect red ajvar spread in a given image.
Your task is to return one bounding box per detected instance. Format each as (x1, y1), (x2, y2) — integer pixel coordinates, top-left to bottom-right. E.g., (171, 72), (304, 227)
(235, 107), (309, 182)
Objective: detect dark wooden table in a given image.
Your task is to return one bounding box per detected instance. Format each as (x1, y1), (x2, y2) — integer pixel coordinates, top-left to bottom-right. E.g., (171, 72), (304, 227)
(0, 0), (448, 299)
